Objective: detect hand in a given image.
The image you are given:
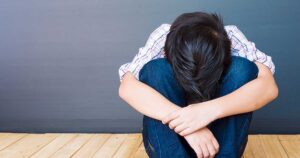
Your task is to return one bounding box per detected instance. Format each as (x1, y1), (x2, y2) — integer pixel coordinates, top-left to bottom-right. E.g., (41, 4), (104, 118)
(162, 101), (220, 136)
(184, 127), (219, 158)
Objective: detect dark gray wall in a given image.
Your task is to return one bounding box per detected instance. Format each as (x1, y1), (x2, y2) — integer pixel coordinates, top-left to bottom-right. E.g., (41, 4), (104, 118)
(0, 0), (299, 134)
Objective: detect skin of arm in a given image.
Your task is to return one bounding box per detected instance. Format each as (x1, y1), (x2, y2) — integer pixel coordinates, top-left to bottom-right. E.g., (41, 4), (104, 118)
(161, 61), (279, 136)
(214, 61), (279, 118)
(118, 71), (181, 121)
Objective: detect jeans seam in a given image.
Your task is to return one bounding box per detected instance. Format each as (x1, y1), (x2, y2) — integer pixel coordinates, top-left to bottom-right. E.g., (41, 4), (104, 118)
(237, 114), (252, 150)
(153, 122), (162, 158)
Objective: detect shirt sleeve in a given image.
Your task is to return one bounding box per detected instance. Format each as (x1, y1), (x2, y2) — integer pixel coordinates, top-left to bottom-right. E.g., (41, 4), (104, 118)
(225, 25), (275, 74)
(118, 23), (171, 82)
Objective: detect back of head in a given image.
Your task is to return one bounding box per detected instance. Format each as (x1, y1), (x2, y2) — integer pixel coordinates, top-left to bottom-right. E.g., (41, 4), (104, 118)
(164, 12), (232, 104)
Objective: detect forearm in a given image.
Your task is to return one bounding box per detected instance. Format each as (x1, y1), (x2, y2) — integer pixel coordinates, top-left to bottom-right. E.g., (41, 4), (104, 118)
(119, 72), (181, 121)
(209, 62), (279, 119)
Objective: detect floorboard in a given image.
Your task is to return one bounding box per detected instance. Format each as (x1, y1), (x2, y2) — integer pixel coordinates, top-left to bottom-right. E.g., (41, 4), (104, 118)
(0, 133), (298, 158)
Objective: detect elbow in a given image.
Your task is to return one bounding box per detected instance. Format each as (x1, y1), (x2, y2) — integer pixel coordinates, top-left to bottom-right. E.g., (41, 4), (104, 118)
(270, 83), (279, 101)
(118, 77), (133, 101)
(118, 81), (128, 100)
(118, 72), (137, 101)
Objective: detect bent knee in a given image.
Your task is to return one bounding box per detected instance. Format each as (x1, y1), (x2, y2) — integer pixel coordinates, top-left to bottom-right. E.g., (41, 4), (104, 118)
(139, 58), (173, 82)
(227, 56), (259, 84)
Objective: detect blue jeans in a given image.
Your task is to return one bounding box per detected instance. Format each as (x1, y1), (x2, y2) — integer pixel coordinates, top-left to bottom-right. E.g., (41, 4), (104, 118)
(139, 56), (259, 158)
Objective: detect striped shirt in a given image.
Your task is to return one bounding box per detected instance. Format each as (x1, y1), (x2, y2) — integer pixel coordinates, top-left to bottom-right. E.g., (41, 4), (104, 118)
(118, 24), (275, 82)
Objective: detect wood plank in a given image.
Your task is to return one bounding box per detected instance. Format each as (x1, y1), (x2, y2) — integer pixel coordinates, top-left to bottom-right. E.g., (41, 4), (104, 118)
(72, 134), (111, 158)
(50, 134), (92, 158)
(280, 140), (300, 158)
(278, 134), (300, 158)
(0, 133), (57, 158)
(259, 135), (288, 158)
(131, 142), (148, 158)
(113, 134), (142, 158)
(30, 134), (77, 158)
(93, 134), (127, 158)
(0, 133), (27, 150)
(278, 134), (300, 141)
(243, 137), (255, 158)
(243, 135), (266, 158)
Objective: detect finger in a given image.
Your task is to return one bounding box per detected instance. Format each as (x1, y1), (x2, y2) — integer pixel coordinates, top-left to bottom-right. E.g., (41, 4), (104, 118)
(162, 111), (180, 124)
(173, 123), (187, 133)
(206, 142), (216, 158)
(179, 127), (194, 136)
(200, 143), (209, 158)
(193, 144), (203, 158)
(211, 137), (219, 153)
(168, 118), (183, 129)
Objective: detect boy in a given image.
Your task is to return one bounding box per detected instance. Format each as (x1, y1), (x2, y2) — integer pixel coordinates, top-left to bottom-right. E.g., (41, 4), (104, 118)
(118, 12), (278, 158)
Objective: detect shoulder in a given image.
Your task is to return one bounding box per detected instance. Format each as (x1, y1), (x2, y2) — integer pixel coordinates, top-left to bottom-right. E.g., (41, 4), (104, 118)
(148, 23), (171, 40)
(151, 23), (171, 35)
(158, 23), (171, 30)
(224, 25), (240, 33)
(224, 25), (249, 40)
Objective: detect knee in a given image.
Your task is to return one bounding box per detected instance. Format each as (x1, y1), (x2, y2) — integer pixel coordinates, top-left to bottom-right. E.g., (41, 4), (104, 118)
(139, 58), (173, 84)
(225, 56), (259, 85)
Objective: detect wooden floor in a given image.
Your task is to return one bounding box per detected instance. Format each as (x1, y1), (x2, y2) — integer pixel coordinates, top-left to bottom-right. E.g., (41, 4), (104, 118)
(0, 133), (299, 158)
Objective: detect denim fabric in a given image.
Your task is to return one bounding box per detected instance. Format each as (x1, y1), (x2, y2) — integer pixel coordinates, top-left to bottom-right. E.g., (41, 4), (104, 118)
(138, 56), (259, 158)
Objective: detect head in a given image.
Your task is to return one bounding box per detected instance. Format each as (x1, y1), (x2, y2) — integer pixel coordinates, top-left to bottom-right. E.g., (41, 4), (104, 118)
(164, 12), (232, 104)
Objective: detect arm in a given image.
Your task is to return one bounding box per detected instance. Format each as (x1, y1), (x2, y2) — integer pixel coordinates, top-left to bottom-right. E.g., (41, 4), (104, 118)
(119, 72), (180, 120)
(212, 61), (278, 118)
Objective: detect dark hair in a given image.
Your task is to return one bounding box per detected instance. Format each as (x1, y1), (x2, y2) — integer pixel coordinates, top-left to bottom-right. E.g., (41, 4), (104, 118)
(164, 12), (232, 104)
